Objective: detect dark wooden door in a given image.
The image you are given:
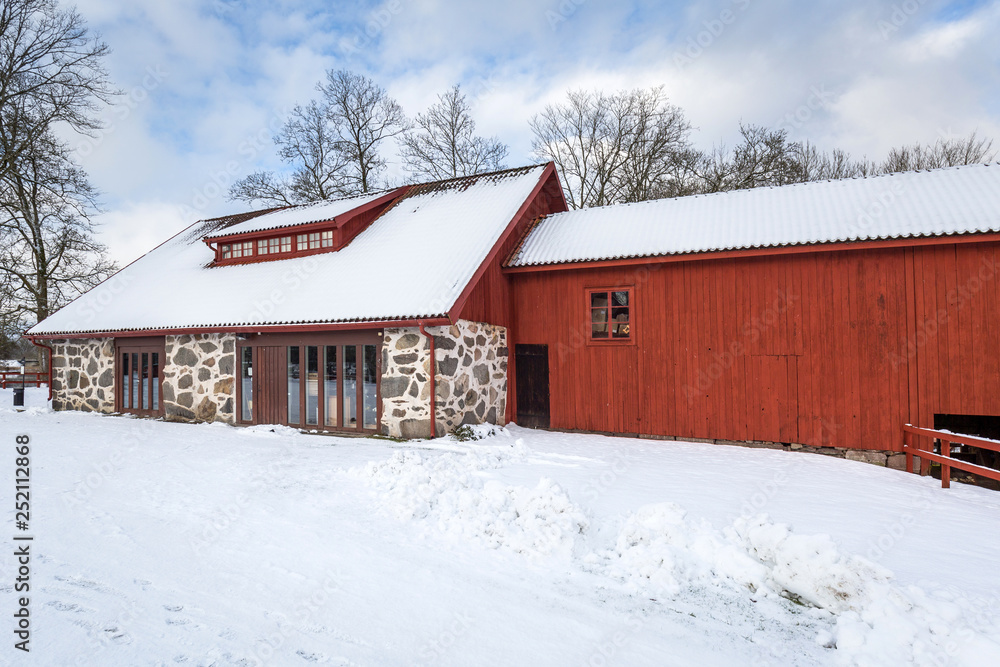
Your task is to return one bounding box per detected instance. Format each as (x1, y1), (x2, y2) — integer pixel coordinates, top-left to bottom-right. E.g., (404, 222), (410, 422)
(516, 344), (550, 428)
(254, 346), (286, 425)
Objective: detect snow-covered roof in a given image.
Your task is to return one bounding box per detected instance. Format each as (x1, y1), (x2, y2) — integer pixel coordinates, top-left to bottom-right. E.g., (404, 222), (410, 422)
(203, 190), (396, 239)
(28, 165), (547, 335)
(509, 163), (1000, 267)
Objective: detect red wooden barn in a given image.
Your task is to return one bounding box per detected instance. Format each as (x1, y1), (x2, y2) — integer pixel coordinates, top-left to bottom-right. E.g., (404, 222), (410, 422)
(25, 161), (1000, 461)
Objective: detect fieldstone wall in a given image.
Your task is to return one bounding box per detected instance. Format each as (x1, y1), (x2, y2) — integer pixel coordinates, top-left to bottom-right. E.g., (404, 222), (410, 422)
(381, 320), (508, 439)
(162, 334), (236, 424)
(50, 338), (116, 413)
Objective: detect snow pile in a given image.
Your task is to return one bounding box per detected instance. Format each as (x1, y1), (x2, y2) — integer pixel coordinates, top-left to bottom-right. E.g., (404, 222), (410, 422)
(595, 503), (1000, 666)
(594, 503), (769, 598)
(358, 439), (588, 557)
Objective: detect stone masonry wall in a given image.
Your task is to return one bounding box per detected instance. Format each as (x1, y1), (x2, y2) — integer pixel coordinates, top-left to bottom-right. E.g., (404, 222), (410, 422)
(162, 333), (236, 424)
(50, 338), (116, 413)
(381, 320), (508, 439)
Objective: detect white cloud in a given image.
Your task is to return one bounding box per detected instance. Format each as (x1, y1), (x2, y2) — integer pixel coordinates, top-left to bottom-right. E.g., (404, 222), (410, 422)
(63, 0), (1000, 264)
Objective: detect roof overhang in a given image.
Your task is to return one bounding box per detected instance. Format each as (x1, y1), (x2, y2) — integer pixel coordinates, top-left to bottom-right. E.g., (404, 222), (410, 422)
(24, 316), (452, 341)
(503, 231), (1000, 274)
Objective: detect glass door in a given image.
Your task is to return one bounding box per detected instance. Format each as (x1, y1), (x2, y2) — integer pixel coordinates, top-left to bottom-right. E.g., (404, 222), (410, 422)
(117, 343), (164, 417)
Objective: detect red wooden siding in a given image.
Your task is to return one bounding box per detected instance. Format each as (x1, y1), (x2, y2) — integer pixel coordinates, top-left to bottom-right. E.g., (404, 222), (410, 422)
(456, 168), (567, 423)
(508, 241), (1000, 451)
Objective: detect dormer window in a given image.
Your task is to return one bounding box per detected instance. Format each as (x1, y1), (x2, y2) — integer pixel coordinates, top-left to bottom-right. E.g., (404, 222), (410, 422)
(204, 186), (407, 267)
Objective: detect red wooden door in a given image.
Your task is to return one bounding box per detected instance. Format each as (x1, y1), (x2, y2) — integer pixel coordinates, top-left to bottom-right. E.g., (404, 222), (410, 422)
(254, 346), (286, 425)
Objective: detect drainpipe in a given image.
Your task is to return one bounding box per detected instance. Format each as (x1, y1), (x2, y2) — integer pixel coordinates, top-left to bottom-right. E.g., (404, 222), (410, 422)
(29, 339), (54, 401)
(418, 321), (436, 439)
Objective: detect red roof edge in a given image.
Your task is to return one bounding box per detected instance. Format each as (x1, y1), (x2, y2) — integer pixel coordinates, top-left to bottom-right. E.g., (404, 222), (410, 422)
(447, 162), (560, 322)
(25, 316), (452, 341)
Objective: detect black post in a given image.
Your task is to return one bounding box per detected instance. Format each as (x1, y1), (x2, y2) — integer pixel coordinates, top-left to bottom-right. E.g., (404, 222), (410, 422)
(13, 357), (26, 407)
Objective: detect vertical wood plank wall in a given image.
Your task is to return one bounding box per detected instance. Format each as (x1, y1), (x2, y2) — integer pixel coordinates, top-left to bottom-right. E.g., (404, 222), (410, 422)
(508, 242), (1000, 451)
(458, 171), (568, 422)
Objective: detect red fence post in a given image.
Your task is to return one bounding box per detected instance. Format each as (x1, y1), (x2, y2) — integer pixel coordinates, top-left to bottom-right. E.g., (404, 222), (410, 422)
(919, 435), (931, 476)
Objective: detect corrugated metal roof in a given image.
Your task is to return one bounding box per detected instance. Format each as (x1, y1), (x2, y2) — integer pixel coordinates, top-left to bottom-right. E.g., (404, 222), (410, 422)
(509, 163), (1000, 267)
(28, 165), (547, 336)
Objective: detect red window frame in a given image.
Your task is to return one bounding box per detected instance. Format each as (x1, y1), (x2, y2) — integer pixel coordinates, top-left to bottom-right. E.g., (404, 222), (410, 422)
(587, 287), (633, 343)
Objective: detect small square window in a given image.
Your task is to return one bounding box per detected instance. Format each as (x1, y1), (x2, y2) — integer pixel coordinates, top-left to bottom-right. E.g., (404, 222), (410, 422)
(308, 232), (320, 250)
(280, 236), (291, 253)
(221, 244), (231, 260)
(297, 234), (308, 251)
(321, 230), (334, 248)
(257, 239), (268, 255)
(232, 243), (243, 259)
(589, 288), (631, 341)
(242, 241), (253, 256)
(268, 237), (280, 254)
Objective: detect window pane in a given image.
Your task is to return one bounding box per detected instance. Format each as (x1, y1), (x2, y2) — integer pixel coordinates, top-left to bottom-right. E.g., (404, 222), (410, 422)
(243, 241), (254, 256)
(121, 352), (130, 409)
(309, 232), (320, 249)
(363, 344), (377, 429)
(324, 346), (338, 427)
(258, 239), (268, 255)
(297, 234), (308, 251)
(591, 292), (609, 308)
(221, 244), (231, 259)
(306, 346), (318, 425)
(269, 237), (280, 253)
(131, 353), (139, 409)
(287, 346), (300, 424)
(343, 346), (357, 427)
(231, 243), (242, 259)
(151, 353), (159, 410)
(591, 307), (609, 338)
(321, 230), (333, 248)
(611, 307), (630, 338)
(280, 236), (292, 253)
(241, 347), (253, 421)
(141, 353), (149, 410)
(613, 291), (629, 307)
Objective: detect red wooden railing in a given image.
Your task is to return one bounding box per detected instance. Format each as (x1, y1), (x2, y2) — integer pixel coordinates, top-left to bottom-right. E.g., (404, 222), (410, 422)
(903, 424), (1000, 489)
(0, 371), (47, 389)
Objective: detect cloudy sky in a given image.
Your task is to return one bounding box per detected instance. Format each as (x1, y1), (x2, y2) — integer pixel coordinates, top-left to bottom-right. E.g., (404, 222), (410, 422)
(68, 0), (1000, 265)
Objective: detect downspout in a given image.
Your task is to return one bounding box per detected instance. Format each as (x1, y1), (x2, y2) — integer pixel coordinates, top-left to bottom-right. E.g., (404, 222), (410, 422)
(29, 339), (54, 401)
(418, 322), (436, 439)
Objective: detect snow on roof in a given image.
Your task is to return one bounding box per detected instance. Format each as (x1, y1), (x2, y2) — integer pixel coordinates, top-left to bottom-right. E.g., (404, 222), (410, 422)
(29, 165), (547, 335)
(509, 163), (1000, 267)
(203, 190), (395, 239)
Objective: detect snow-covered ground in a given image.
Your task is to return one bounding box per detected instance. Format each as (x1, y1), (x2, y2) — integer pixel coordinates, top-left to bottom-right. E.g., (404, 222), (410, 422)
(2, 388), (1000, 666)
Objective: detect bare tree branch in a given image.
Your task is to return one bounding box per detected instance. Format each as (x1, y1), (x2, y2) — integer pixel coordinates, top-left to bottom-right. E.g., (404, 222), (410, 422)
(400, 84), (508, 180)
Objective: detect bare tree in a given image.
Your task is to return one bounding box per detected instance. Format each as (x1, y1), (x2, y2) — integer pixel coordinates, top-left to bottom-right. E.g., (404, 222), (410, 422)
(320, 69), (407, 193)
(881, 131), (996, 173)
(230, 101), (350, 207)
(0, 130), (116, 326)
(400, 85), (507, 180)
(696, 124), (809, 193)
(793, 144), (876, 182)
(231, 70), (407, 205)
(530, 87), (695, 209)
(0, 0), (115, 180)
(0, 0), (117, 335)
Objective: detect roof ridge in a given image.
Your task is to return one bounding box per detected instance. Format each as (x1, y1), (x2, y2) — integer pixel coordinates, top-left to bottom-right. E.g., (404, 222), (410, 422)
(403, 163), (544, 194)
